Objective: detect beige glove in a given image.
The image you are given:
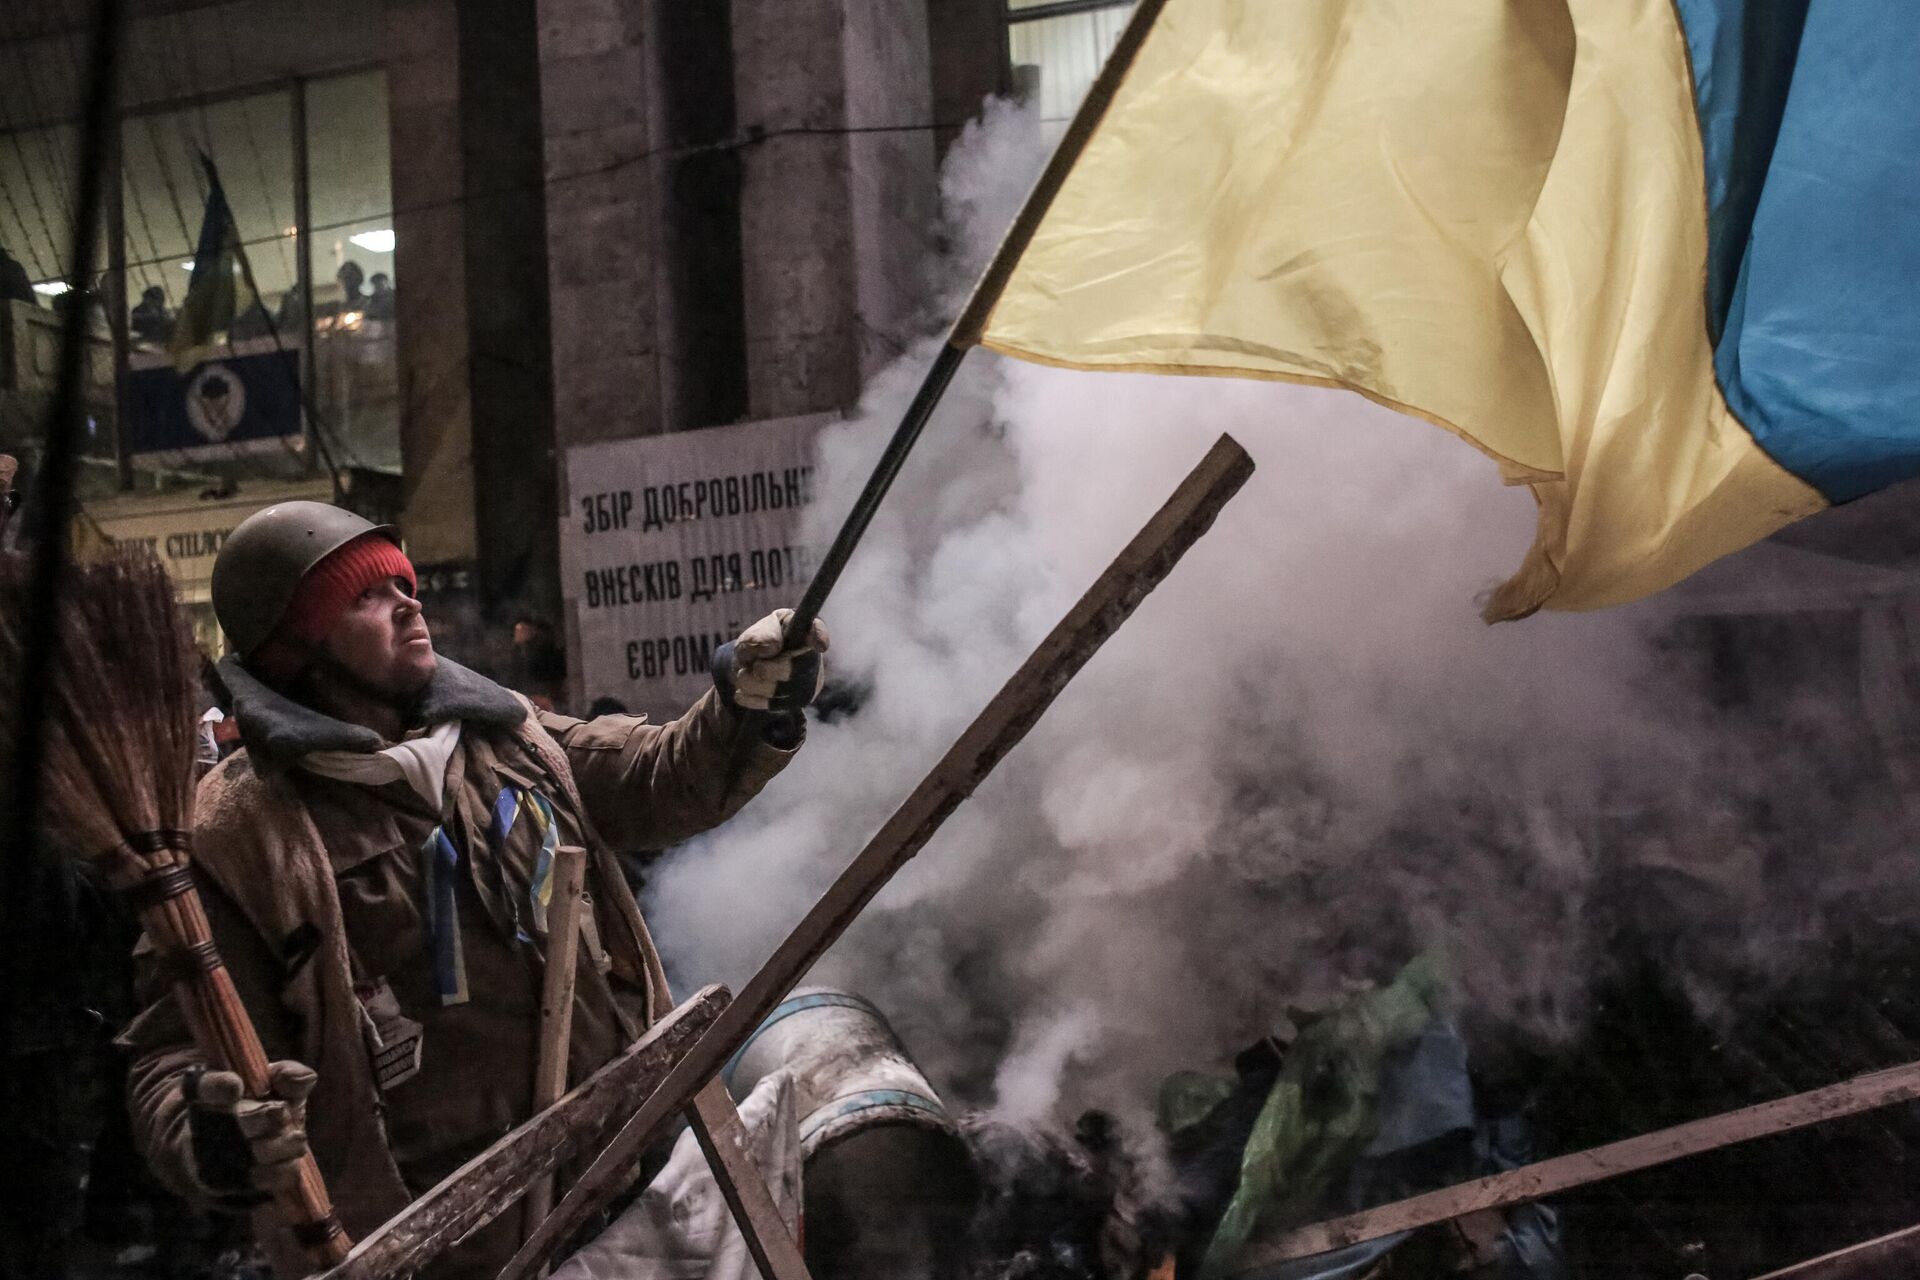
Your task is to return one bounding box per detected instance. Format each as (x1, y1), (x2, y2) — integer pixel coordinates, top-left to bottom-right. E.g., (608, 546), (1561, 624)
(721, 608), (830, 713)
(184, 1060), (317, 1202)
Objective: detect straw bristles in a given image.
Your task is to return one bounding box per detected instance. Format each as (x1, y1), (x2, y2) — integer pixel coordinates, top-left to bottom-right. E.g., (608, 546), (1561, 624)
(0, 548), (351, 1264)
(0, 546), (199, 880)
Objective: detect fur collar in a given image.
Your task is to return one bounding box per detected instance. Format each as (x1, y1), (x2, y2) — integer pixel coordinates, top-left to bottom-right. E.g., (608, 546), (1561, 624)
(220, 654), (526, 766)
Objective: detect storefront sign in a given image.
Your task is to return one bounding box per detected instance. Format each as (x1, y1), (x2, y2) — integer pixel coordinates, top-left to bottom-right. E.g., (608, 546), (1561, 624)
(82, 479), (334, 604)
(560, 414), (832, 717)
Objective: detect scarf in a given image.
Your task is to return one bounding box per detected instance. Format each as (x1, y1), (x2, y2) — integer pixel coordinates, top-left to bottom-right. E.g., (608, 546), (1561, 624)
(299, 720), (462, 809)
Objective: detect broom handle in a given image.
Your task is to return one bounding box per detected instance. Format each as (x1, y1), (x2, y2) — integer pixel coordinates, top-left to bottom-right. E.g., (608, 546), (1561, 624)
(137, 881), (352, 1266)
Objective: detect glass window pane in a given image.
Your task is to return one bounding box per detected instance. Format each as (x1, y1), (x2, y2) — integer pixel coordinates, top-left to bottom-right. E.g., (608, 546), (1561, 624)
(2, 121), (115, 469)
(1008, 3), (1136, 144)
(122, 91), (297, 318)
(0, 122), (83, 294)
(120, 91), (310, 481)
(120, 112), (196, 318)
(307, 71), (394, 298)
(306, 70), (399, 473)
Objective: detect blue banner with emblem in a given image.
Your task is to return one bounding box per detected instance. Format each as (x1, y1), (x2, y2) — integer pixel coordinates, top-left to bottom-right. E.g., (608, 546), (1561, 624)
(124, 337), (304, 463)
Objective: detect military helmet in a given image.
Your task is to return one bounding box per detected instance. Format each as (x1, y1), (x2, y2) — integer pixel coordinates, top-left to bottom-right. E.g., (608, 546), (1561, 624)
(211, 501), (399, 658)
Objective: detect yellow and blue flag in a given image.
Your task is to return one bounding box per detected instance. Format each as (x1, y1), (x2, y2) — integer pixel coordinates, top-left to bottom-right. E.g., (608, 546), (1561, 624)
(169, 152), (260, 373)
(977, 1), (1920, 619)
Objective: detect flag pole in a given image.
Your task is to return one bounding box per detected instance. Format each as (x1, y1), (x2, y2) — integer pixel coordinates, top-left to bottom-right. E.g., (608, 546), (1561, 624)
(781, 0), (1172, 645)
(193, 151), (348, 491)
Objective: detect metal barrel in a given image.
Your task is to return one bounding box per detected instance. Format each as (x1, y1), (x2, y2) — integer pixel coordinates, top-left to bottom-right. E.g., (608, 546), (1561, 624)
(727, 988), (977, 1280)
(725, 988), (959, 1156)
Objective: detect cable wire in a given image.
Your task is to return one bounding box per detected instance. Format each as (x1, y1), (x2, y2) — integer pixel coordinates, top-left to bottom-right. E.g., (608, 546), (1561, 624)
(0, 17), (84, 259)
(0, 132), (62, 280)
(0, 20), (78, 282)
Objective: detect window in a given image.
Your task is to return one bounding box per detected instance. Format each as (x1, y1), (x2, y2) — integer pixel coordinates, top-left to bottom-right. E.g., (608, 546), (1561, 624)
(0, 121), (115, 471)
(122, 89), (305, 479)
(122, 91), (298, 319)
(115, 71), (400, 479)
(306, 71), (400, 472)
(0, 121), (84, 296)
(1008, 0), (1137, 144)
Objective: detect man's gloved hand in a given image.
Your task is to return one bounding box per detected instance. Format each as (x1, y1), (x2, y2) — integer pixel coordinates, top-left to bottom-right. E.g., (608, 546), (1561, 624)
(183, 1060), (317, 1205)
(711, 608), (830, 714)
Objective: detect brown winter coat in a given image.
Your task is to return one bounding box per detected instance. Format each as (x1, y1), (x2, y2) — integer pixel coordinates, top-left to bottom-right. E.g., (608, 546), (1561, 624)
(121, 657), (796, 1277)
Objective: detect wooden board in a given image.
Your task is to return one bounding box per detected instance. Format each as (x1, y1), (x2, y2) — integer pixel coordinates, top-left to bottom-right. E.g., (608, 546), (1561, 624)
(687, 1080), (813, 1280)
(1753, 1224), (1920, 1280)
(311, 985), (727, 1280)
(497, 433), (1258, 1280)
(522, 844), (589, 1236)
(1238, 1060), (1920, 1270)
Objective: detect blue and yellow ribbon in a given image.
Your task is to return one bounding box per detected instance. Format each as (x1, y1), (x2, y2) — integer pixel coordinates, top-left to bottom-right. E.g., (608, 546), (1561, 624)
(492, 785), (559, 942)
(420, 784), (560, 1004)
(422, 826), (469, 1007)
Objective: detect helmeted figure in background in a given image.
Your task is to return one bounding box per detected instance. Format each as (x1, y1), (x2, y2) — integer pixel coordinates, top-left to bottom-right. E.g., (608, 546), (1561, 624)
(121, 501), (828, 1279)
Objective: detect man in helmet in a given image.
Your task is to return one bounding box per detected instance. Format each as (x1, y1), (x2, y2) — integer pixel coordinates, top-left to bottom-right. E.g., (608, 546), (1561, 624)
(120, 501), (827, 1278)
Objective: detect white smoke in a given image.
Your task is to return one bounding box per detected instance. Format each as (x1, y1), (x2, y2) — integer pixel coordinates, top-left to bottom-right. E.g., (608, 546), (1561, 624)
(646, 99), (1917, 1122)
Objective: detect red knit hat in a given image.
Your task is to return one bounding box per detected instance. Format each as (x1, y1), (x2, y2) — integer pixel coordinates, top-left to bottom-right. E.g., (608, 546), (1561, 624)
(252, 532), (416, 682)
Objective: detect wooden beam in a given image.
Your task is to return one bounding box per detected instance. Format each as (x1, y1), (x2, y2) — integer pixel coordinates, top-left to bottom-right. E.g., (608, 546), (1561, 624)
(498, 433), (1258, 1280)
(687, 1080), (813, 1280)
(1753, 1224), (1920, 1280)
(1238, 1061), (1920, 1271)
(311, 986), (727, 1280)
(522, 845), (589, 1238)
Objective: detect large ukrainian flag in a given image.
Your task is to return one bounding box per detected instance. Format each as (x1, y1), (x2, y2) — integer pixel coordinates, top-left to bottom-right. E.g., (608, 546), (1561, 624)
(976, 0), (1920, 619)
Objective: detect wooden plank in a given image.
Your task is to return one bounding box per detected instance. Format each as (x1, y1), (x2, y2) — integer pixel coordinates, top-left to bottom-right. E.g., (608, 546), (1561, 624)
(1238, 1061), (1920, 1271)
(1753, 1224), (1920, 1280)
(498, 433), (1259, 1280)
(686, 1080), (813, 1280)
(311, 986), (727, 1280)
(522, 845), (589, 1240)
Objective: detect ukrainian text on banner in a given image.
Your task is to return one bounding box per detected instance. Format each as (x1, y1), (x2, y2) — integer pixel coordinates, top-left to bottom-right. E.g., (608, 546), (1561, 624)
(560, 414), (831, 718)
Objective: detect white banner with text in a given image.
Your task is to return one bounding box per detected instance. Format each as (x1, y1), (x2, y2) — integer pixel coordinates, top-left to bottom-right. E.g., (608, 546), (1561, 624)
(560, 414), (832, 717)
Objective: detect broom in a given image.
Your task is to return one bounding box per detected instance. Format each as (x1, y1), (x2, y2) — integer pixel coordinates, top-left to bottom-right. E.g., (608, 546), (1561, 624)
(0, 547), (351, 1267)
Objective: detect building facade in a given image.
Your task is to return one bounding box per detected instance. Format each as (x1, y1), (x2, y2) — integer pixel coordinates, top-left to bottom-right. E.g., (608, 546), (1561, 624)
(0, 0), (1130, 687)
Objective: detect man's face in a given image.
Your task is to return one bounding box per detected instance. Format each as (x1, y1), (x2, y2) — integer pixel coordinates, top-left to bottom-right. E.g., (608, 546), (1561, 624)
(320, 577), (436, 698)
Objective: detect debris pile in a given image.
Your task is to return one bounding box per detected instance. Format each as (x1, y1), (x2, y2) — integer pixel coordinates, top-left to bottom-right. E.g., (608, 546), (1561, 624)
(958, 1110), (1173, 1280)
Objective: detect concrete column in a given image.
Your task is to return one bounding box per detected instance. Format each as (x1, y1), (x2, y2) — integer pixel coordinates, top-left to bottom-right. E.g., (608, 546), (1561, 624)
(460, 0), (560, 620)
(391, 0), (560, 630)
(535, 0), (664, 447)
(386, 0), (476, 569)
(647, 0), (749, 433)
(845, 3), (943, 379)
(732, 0), (941, 420)
(535, 0), (996, 440)
(927, 0), (1012, 157)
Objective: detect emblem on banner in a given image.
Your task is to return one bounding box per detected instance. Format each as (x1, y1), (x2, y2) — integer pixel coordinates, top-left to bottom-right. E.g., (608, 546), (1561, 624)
(184, 363), (248, 442)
